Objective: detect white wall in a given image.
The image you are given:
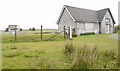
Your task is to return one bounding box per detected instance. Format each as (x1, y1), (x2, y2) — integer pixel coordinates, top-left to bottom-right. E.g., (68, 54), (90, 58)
(58, 8), (77, 34)
(77, 22), (99, 35)
(100, 11), (114, 34)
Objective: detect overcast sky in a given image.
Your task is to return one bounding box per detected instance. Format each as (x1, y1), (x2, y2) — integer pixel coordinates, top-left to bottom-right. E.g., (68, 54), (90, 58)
(0, 0), (119, 30)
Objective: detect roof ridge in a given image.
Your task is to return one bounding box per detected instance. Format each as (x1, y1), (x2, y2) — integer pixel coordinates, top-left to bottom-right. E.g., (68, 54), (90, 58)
(64, 5), (96, 12)
(96, 8), (109, 12)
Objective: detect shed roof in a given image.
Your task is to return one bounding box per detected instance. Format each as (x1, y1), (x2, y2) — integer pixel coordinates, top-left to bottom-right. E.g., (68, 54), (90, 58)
(57, 5), (115, 24)
(8, 25), (19, 30)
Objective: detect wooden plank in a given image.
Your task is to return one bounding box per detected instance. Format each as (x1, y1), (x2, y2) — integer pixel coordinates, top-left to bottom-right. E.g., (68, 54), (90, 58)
(47, 30), (63, 40)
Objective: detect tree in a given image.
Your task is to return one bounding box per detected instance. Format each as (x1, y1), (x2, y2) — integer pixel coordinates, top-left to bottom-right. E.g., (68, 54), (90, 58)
(29, 28), (31, 31)
(32, 27), (36, 31)
(20, 28), (22, 31)
(5, 28), (8, 32)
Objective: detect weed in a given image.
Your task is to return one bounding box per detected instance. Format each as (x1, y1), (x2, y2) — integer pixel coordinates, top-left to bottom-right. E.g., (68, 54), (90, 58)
(3, 50), (22, 58)
(71, 44), (98, 69)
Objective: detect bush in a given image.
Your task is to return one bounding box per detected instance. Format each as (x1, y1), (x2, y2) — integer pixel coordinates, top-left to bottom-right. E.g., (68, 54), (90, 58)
(114, 25), (120, 33)
(80, 32), (95, 36)
(32, 27), (36, 31)
(20, 28), (22, 31)
(5, 28), (8, 32)
(29, 28), (32, 31)
(72, 32), (77, 37)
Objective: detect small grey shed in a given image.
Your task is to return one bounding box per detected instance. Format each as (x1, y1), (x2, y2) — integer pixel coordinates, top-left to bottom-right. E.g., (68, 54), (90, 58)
(8, 25), (20, 34)
(56, 5), (115, 35)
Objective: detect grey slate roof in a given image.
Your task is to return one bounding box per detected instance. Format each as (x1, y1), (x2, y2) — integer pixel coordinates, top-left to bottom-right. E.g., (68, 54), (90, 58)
(96, 8), (108, 22)
(57, 5), (115, 24)
(65, 5), (99, 23)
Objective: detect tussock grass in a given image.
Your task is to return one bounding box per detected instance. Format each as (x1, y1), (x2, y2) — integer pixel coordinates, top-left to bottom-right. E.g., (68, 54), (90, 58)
(64, 41), (118, 69)
(24, 50), (45, 58)
(64, 42), (98, 69)
(3, 50), (22, 58)
(71, 44), (98, 69)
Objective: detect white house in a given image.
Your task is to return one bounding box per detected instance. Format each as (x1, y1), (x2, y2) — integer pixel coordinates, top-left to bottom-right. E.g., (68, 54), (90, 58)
(8, 25), (20, 34)
(56, 5), (115, 35)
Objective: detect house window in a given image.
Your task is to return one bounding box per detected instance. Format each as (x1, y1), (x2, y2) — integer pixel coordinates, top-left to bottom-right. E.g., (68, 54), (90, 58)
(105, 18), (110, 22)
(93, 24), (98, 30)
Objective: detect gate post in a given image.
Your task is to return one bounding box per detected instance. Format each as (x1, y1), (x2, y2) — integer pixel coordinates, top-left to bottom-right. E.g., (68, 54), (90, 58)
(15, 25), (17, 41)
(64, 26), (66, 39)
(70, 26), (72, 39)
(41, 25), (42, 40)
(68, 27), (70, 38)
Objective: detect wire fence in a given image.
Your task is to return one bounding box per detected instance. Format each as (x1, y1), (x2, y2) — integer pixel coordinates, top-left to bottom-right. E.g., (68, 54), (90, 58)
(2, 25), (71, 42)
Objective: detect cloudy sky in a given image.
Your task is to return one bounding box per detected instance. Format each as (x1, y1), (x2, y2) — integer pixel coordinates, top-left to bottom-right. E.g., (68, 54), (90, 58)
(0, 0), (119, 30)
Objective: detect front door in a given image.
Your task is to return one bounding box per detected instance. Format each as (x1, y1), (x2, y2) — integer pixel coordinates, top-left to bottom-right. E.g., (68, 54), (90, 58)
(106, 24), (110, 34)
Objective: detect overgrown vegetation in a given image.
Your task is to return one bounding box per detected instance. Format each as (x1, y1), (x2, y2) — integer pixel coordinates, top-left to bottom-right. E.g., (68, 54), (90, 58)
(72, 32), (77, 37)
(64, 41), (98, 69)
(2, 30), (118, 69)
(64, 41), (117, 69)
(114, 25), (120, 33)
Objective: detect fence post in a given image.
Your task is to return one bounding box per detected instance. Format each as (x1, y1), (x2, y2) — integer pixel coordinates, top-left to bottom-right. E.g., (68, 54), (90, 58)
(41, 25), (42, 40)
(68, 27), (70, 37)
(64, 26), (66, 39)
(15, 25), (17, 41)
(70, 26), (72, 39)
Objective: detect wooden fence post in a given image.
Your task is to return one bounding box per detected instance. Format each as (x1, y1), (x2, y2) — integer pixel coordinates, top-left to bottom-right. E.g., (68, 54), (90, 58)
(41, 25), (42, 40)
(68, 27), (70, 37)
(64, 26), (66, 39)
(15, 25), (17, 41)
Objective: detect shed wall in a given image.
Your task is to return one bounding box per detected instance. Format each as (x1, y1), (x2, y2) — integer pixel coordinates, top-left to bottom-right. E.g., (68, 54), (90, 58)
(100, 11), (114, 34)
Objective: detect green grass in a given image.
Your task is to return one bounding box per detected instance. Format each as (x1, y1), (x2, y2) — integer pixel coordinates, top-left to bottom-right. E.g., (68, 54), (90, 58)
(1, 30), (118, 69)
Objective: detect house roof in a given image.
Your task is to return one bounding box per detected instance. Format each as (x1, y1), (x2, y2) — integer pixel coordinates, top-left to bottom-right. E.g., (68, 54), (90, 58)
(96, 8), (108, 22)
(65, 5), (99, 23)
(57, 5), (115, 24)
(8, 25), (19, 30)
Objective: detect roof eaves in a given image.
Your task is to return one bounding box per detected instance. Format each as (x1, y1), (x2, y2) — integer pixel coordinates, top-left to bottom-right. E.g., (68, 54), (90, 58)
(56, 7), (65, 25)
(64, 5), (76, 22)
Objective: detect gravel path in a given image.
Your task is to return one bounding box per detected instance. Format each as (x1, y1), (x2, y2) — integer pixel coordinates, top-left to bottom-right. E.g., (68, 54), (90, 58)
(106, 34), (118, 40)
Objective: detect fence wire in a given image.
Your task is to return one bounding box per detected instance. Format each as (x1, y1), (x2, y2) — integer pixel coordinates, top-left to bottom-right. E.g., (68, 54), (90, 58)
(2, 29), (66, 43)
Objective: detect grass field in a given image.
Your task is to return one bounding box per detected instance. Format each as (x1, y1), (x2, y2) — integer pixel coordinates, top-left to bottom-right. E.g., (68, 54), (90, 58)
(1, 29), (118, 69)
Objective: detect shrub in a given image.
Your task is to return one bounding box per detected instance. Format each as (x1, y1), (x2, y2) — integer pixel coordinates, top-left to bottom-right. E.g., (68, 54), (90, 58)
(5, 28), (8, 32)
(29, 28), (32, 31)
(114, 25), (120, 33)
(20, 28), (22, 31)
(80, 32), (95, 36)
(72, 32), (77, 37)
(32, 27), (36, 31)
